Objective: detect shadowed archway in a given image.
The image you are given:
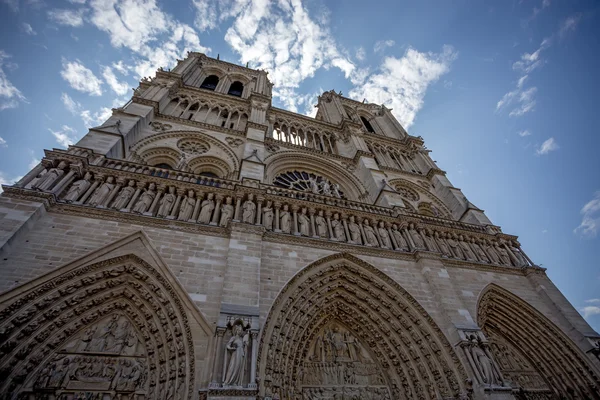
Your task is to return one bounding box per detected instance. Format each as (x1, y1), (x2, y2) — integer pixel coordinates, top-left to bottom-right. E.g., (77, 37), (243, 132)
(258, 253), (469, 399)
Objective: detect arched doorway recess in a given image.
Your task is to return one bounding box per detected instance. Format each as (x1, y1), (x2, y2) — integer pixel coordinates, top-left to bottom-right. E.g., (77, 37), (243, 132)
(258, 253), (469, 399)
(478, 284), (600, 399)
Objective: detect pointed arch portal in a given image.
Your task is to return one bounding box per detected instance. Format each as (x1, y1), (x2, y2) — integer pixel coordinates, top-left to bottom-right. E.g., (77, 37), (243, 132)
(258, 253), (468, 400)
(478, 284), (600, 399)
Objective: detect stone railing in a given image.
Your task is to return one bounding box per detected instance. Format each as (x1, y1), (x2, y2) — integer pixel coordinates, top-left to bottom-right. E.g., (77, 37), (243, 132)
(5, 152), (534, 270)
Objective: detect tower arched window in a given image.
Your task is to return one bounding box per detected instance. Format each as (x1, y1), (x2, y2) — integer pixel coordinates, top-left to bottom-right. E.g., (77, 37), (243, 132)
(227, 81), (244, 97)
(361, 116), (375, 133)
(200, 75), (219, 91)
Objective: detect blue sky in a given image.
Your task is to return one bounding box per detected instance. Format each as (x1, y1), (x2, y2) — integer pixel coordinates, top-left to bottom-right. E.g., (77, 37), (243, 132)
(0, 0), (599, 332)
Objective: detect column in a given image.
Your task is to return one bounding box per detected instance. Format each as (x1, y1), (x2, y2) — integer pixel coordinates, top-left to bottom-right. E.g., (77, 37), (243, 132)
(292, 205), (299, 235)
(309, 208), (318, 238)
(402, 226), (416, 250)
(209, 327), (226, 388)
(191, 191), (203, 221)
(388, 224), (398, 249)
(146, 185), (165, 216)
(372, 219), (382, 246)
(124, 182), (144, 212)
(255, 197), (263, 225)
(210, 195), (223, 225)
(16, 163), (46, 188)
(102, 178), (123, 208)
(168, 189), (183, 219)
(325, 211), (334, 239)
(78, 176), (101, 204)
(358, 221), (367, 246)
(249, 330), (259, 389)
(274, 202), (281, 231)
(51, 169), (77, 196)
(233, 195), (243, 222)
(341, 214), (351, 243)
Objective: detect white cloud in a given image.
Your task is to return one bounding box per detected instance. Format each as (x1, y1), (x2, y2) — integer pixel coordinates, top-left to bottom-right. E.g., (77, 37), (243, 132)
(518, 130), (532, 137)
(60, 59), (103, 96)
(0, 136), (6, 147)
(192, 0), (218, 31)
(61, 92), (81, 114)
(28, 157), (40, 169)
(349, 45), (457, 128)
(49, 125), (79, 148)
(102, 66), (129, 95)
(560, 13), (582, 37)
(0, 50), (27, 111)
(536, 137), (558, 155)
(355, 47), (366, 62)
(574, 191), (600, 238)
(21, 22), (36, 35)
(112, 60), (128, 75)
(0, 170), (22, 193)
(509, 87), (537, 117)
(374, 39), (395, 53)
(61, 92), (112, 127)
(48, 8), (86, 27)
(581, 306), (600, 319)
(586, 299), (600, 304)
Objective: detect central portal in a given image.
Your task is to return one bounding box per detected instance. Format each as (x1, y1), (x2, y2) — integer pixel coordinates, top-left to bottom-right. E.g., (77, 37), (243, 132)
(301, 322), (389, 399)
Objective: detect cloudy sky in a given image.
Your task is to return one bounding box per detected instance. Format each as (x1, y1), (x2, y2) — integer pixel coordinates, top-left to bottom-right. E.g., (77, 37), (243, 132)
(0, 0), (599, 332)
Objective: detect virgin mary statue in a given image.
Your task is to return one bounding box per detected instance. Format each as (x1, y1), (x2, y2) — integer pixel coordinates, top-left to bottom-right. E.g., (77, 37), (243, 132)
(223, 324), (249, 386)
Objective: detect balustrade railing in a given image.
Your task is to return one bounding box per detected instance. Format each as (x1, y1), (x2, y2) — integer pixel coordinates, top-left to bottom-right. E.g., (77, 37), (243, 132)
(6, 152), (535, 270)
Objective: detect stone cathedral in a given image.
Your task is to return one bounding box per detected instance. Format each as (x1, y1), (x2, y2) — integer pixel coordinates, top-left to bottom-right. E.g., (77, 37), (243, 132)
(0, 53), (599, 400)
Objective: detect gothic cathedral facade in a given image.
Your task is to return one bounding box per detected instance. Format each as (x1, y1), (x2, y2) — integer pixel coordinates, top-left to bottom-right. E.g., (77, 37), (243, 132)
(0, 53), (599, 400)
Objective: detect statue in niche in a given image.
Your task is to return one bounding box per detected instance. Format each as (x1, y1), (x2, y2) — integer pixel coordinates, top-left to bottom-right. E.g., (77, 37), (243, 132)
(471, 238), (489, 263)
(509, 241), (528, 266)
(263, 200), (274, 230)
(88, 176), (115, 207)
(132, 183), (156, 214)
(112, 180), (136, 210)
(315, 210), (328, 238)
(242, 194), (256, 223)
(378, 221), (391, 249)
(408, 223), (426, 250)
(434, 231), (451, 257)
(309, 176), (320, 194)
(423, 229), (438, 252)
(363, 220), (378, 247)
(447, 233), (464, 259)
(298, 208), (310, 236)
(320, 179), (332, 196)
(157, 186), (176, 217)
(178, 190), (196, 221)
(459, 235), (477, 261)
(332, 183), (342, 198)
(348, 216), (361, 244)
(331, 213), (344, 241)
(280, 204), (291, 233)
(220, 196), (234, 227)
(469, 335), (500, 385)
(392, 224), (409, 251)
(32, 161), (68, 191)
(484, 239), (501, 264)
(198, 192), (215, 224)
(495, 242), (511, 265)
(64, 172), (92, 202)
(223, 324), (249, 386)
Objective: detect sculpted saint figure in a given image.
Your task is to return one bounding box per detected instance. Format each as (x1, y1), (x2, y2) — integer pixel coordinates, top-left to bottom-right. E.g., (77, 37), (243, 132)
(177, 190), (196, 221)
(219, 197), (234, 227)
(447, 233), (464, 259)
(33, 161), (67, 191)
(262, 201), (274, 230)
(309, 176), (320, 194)
(331, 213), (345, 241)
(157, 186), (176, 217)
(88, 176), (115, 207)
(197, 193), (215, 224)
(320, 179), (332, 196)
(471, 238), (489, 263)
(423, 229), (438, 252)
(315, 210), (328, 238)
(459, 235), (476, 261)
(378, 221), (391, 249)
(484, 239), (501, 264)
(132, 183), (156, 214)
(392, 224), (409, 251)
(434, 231), (451, 257)
(496, 242), (511, 265)
(280, 204), (291, 233)
(64, 172), (92, 202)
(223, 325), (249, 386)
(469, 335), (499, 385)
(408, 224), (426, 250)
(363, 219), (378, 247)
(510, 241), (528, 266)
(242, 194), (256, 224)
(348, 216), (362, 244)
(112, 180), (136, 210)
(298, 208), (310, 236)
(331, 183), (342, 198)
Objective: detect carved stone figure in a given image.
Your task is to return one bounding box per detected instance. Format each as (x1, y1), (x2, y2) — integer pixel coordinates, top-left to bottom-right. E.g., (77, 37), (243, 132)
(263, 201), (274, 230)
(378, 222), (391, 249)
(363, 220), (378, 247)
(64, 172), (92, 202)
(112, 180), (136, 210)
(392, 224), (409, 251)
(484, 239), (501, 264)
(157, 186), (176, 217)
(348, 216), (361, 244)
(496, 243), (511, 265)
(198, 193), (215, 223)
(331, 213), (344, 241)
(32, 161), (67, 191)
(178, 190), (196, 221)
(435, 231), (451, 257)
(459, 235), (476, 261)
(320, 179), (331, 196)
(223, 324), (249, 386)
(510, 241), (528, 266)
(242, 194), (256, 223)
(309, 176), (320, 194)
(132, 183), (156, 214)
(447, 233), (464, 259)
(88, 177), (115, 207)
(298, 208), (310, 236)
(220, 197), (234, 227)
(471, 238), (489, 263)
(408, 224), (425, 250)
(469, 335), (499, 385)
(281, 204), (291, 233)
(315, 210), (328, 238)
(331, 183), (342, 198)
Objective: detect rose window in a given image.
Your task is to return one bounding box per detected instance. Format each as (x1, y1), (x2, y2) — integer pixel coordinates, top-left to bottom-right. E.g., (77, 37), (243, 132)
(274, 170), (344, 198)
(394, 185), (419, 202)
(177, 139), (209, 155)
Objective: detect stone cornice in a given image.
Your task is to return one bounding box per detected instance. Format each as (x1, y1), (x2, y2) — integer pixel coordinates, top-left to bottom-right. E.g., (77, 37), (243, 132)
(264, 137), (354, 162)
(175, 85), (251, 109)
(155, 113), (245, 137)
(269, 107), (340, 131)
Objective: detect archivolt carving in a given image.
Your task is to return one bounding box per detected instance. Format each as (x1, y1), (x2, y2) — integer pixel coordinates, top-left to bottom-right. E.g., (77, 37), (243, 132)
(389, 178), (451, 218)
(265, 151), (367, 202)
(258, 253), (468, 400)
(140, 146), (181, 167)
(0, 254), (196, 399)
(478, 284), (600, 398)
(188, 155), (232, 178)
